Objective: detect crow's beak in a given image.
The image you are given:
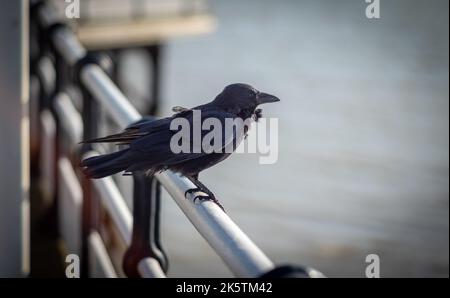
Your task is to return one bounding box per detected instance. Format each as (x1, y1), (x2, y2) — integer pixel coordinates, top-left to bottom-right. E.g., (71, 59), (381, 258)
(257, 92), (280, 104)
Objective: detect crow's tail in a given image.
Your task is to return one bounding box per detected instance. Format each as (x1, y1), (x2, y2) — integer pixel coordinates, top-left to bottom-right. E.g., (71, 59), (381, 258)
(81, 149), (131, 179)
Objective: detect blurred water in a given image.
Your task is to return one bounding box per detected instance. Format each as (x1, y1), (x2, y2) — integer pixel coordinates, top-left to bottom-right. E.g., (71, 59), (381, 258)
(127, 0), (449, 277)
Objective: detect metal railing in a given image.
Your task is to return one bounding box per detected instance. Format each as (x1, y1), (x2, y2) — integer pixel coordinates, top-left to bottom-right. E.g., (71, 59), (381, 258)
(31, 0), (322, 278)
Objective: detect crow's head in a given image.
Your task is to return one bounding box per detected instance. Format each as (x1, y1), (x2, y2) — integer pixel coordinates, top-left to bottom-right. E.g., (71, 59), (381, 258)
(213, 83), (280, 112)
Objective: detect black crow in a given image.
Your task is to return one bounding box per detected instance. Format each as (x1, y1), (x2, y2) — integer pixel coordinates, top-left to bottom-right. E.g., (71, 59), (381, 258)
(81, 83), (280, 209)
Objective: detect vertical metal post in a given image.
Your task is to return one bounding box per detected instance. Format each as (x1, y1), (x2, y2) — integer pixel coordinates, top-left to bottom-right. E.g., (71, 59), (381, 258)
(44, 50), (64, 244)
(80, 87), (99, 278)
(79, 70), (102, 277)
(110, 49), (121, 87)
(146, 44), (162, 115)
(0, 0), (29, 277)
(123, 174), (168, 277)
(74, 52), (113, 277)
(45, 30), (73, 245)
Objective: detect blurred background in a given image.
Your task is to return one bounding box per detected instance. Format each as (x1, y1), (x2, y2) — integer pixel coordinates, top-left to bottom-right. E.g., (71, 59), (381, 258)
(1, 0), (447, 278)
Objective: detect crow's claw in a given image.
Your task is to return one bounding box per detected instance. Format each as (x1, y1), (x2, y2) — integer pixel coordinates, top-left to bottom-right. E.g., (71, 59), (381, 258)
(185, 188), (209, 204)
(193, 194), (208, 204)
(184, 188), (226, 212)
(185, 188), (201, 198)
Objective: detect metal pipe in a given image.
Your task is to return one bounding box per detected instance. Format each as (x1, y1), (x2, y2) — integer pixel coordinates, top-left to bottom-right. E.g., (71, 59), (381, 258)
(36, 1), (59, 28)
(156, 171), (274, 277)
(37, 4), (85, 65)
(53, 92), (83, 145)
(88, 232), (118, 278)
(52, 28), (86, 66)
(90, 168), (133, 245)
(138, 258), (166, 278)
(81, 65), (141, 128)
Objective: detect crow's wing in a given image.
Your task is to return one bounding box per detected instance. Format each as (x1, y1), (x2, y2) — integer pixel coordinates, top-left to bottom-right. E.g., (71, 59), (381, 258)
(82, 102), (213, 144)
(81, 116), (171, 144)
(127, 108), (247, 168)
(81, 128), (146, 144)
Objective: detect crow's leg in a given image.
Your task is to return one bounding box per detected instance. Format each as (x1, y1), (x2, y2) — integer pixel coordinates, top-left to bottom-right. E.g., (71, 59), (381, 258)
(185, 175), (225, 212)
(184, 174), (203, 198)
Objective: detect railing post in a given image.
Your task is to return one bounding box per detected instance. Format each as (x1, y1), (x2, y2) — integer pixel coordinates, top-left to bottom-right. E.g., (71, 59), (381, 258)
(123, 174), (168, 277)
(79, 88), (98, 278)
(146, 44), (163, 115)
(73, 52), (113, 277)
(33, 3), (70, 258)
